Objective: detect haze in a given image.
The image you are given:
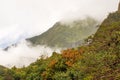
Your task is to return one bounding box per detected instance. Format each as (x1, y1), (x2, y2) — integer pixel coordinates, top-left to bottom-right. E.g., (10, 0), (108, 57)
(0, 0), (119, 68)
(0, 0), (119, 47)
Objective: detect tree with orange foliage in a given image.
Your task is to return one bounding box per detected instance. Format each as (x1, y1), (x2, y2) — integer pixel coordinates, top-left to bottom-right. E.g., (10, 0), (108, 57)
(62, 49), (82, 67)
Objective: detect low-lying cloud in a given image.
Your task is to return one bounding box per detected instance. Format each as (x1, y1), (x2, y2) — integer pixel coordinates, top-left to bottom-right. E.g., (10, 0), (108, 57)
(0, 40), (60, 68)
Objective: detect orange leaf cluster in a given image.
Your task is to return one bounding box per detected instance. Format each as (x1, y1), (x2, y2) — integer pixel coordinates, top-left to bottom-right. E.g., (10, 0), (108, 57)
(62, 49), (81, 60)
(65, 61), (73, 67)
(48, 59), (57, 68)
(62, 49), (82, 66)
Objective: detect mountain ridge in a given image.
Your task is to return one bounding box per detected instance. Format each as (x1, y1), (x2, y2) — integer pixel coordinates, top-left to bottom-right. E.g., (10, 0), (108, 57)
(28, 17), (99, 48)
(0, 2), (120, 80)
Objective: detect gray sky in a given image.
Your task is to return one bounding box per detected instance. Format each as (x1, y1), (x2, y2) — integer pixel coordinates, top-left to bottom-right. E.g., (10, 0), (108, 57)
(0, 0), (119, 48)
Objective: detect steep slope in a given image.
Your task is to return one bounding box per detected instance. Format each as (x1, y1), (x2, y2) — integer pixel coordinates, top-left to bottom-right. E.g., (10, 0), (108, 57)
(90, 8), (120, 52)
(29, 4), (120, 79)
(28, 17), (98, 48)
(1, 3), (120, 80)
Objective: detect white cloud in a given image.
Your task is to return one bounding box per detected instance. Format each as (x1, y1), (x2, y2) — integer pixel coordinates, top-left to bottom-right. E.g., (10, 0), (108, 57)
(0, 40), (60, 68)
(0, 0), (119, 38)
(0, 0), (119, 67)
(0, 24), (28, 48)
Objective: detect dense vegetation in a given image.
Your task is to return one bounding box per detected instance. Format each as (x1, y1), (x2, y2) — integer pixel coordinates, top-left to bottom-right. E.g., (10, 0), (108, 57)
(0, 66), (8, 80)
(28, 17), (98, 48)
(1, 3), (120, 80)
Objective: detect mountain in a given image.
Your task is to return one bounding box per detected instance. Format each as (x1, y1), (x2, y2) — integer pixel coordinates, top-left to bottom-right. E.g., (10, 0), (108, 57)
(1, 2), (120, 80)
(28, 17), (99, 48)
(91, 4), (120, 52)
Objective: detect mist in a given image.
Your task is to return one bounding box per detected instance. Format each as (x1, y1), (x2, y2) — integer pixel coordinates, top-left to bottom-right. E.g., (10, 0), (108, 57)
(0, 40), (60, 68)
(0, 0), (119, 48)
(0, 0), (119, 68)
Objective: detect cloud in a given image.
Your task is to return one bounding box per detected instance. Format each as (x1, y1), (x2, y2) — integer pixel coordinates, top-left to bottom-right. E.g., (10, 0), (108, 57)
(0, 0), (119, 39)
(0, 0), (119, 68)
(0, 24), (28, 48)
(0, 40), (60, 68)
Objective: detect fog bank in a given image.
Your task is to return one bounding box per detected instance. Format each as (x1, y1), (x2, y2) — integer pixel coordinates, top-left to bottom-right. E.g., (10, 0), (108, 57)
(0, 40), (60, 68)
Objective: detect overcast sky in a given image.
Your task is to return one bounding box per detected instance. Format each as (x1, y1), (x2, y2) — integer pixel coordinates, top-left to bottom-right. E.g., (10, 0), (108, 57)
(0, 0), (119, 48)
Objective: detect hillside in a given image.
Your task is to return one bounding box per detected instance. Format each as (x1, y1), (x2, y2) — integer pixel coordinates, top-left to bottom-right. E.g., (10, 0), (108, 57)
(91, 10), (120, 52)
(0, 3), (120, 80)
(0, 65), (10, 80)
(28, 17), (98, 48)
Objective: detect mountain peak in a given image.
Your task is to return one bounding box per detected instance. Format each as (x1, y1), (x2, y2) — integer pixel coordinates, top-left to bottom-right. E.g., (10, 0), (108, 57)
(28, 17), (98, 48)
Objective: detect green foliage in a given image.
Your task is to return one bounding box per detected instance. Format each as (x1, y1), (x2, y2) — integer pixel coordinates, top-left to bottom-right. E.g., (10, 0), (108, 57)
(28, 17), (98, 48)
(1, 4), (120, 80)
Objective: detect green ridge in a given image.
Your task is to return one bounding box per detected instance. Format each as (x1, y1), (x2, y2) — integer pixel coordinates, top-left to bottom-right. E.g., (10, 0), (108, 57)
(28, 17), (98, 48)
(1, 3), (120, 80)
